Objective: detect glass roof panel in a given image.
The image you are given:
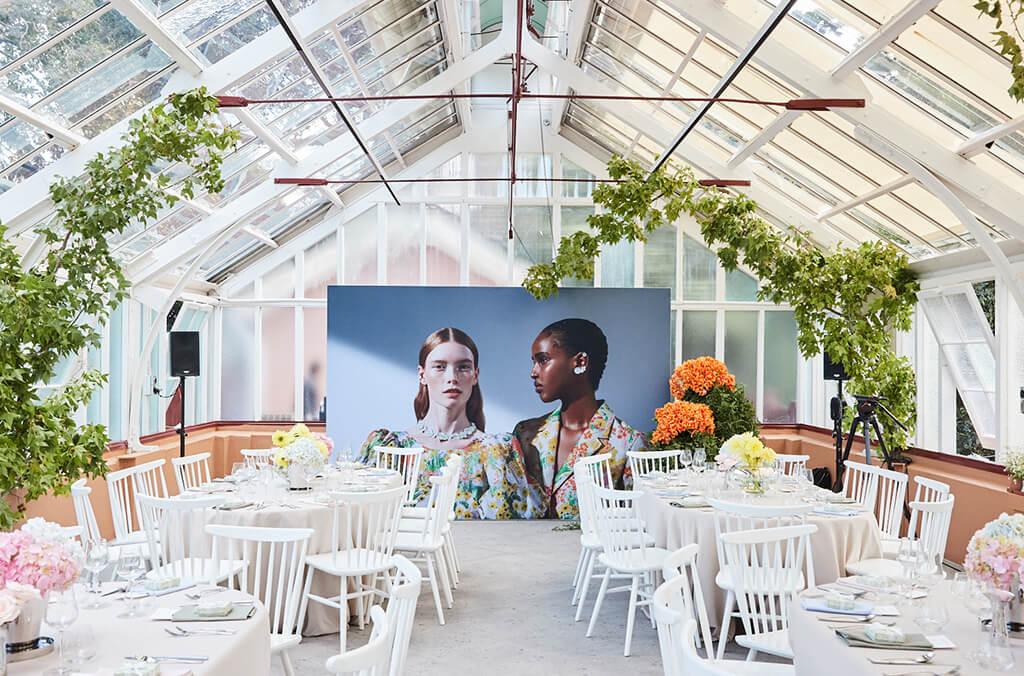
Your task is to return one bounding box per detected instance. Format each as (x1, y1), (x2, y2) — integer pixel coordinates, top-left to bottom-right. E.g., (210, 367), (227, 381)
(0, 1), (110, 70)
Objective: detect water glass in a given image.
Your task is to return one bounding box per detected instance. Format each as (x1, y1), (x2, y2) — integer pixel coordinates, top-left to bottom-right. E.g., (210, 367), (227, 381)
(230, 462), (245, 480)
(82, 539), (109, 608)
(917, 552), (945, 589)
(115, 548), (146, 618)
(43, 588), (79, 676)
(60, 625), (96, 669)
(914, 597), (949, 633)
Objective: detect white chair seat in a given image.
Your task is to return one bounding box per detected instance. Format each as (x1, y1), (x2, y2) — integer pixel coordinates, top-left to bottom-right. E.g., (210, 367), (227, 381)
(846, 557), (903, 577)
(580, 530), (654, 551)
(271, 633), (301, 654)
(598, 546), (671, 574)
(880, 538), (901, 559)
(736, 627), (793, 660)
(305, 550), (393, 577)
(394, 530), (445, 552)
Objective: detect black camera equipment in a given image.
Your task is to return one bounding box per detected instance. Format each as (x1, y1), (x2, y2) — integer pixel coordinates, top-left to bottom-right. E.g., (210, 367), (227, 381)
(832, 394), (910, 492)
(824, 352), (847, 494)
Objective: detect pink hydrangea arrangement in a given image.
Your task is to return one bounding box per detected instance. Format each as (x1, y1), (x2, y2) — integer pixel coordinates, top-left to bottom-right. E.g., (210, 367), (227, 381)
(0, 519), (82, 595)
(964, 512), (1024, 591)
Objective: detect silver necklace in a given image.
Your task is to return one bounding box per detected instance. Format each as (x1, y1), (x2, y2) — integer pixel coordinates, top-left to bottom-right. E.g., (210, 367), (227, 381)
(416, 421), (477, 442)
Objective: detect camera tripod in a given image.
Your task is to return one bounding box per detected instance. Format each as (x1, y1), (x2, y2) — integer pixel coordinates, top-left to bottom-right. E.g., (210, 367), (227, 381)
(832, 394), (909, 493)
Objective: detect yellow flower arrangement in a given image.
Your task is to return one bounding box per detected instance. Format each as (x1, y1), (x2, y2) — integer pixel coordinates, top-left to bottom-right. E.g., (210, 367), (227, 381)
(720, 432), (775, 470)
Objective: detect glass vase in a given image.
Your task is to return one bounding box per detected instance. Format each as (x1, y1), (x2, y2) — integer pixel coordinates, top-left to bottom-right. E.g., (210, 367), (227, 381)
(742, 467), (767, 495)
(972, 591), (1016, 671)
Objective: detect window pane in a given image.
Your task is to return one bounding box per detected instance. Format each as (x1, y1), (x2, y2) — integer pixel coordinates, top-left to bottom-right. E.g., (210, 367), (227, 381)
(302, 308), (326, 421)
(561, 206), (594, 288)
(724, 311), (757, 406)
(304, 232), (337, 298)
(344, 208), (378, 283)
(426, 204), (461, 285)
(513, 153), (552, 198)
(562, 158), (595, 198)
(601, 240), (634, 287)
(683, 235), (716, 300)
(221, 306), (255, 419)
(469, 154), (505, 197)
(763, 311), (797, 423)
(681, 310), (716, 362)
(263, 258), (294, 298)
(468, 205), (508, 285)
(261, 306), (294, 420)
(725, 268), (758, 302)
(643, 224), (676, 298)
(386, 204), (421, 284)
(512, 206), (552, 283)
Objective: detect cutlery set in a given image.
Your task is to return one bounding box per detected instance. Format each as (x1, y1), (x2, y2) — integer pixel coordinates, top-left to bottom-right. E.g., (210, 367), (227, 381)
(164, 625), (237, 637)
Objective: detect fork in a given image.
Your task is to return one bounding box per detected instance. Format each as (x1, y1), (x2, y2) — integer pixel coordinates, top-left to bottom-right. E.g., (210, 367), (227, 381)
(882, 667), (960, 676)
(127, 655), (209, 664)
(164, 626), (236, 637)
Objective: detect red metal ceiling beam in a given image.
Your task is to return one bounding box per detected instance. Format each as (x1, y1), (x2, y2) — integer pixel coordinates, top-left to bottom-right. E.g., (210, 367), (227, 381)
(508, 0), (527, 240)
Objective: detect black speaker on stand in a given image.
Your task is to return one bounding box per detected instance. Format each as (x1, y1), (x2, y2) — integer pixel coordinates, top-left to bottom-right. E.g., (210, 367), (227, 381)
(823, 351), (847, 491)
(170, 331), (200, 458)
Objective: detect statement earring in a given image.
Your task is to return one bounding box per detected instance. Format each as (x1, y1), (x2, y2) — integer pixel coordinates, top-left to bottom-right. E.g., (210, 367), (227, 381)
(573, 365), (587, 375)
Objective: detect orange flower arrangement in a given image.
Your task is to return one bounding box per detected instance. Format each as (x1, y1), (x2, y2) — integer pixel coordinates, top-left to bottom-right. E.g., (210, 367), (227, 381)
(651, 401), (715, 446)
(670, 356), (736, 399)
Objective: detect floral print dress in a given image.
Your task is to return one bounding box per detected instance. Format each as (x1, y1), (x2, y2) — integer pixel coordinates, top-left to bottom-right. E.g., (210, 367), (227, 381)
(358, 429), (534, 519)
(512, 402), (644, 520)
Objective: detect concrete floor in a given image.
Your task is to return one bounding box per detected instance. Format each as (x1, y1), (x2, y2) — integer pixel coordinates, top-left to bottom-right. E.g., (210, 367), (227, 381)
(274, 520), (665, 675)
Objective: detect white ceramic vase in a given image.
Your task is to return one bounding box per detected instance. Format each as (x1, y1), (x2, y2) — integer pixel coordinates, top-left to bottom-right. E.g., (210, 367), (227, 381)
(286, 462), (313, 490)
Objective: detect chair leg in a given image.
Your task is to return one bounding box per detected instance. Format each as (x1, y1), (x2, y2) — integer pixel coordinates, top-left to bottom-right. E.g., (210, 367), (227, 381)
(574, 552), (597, 622)
(716, 591), (734, 660)
(647, 571), (657, 629)
(280, 650), (296, 676)
(443, 534), (459, 587)
(585, 569), (611, 638)
(746, 648), (757, 662)
(571, 548), (592, 607)
(447, 528), (461, 572)
(571, 546), (586, 595)
(425, 553), (445, 625)
(353, 576), (365, 631)
(623, 575), (640, 657)
(436, 549), (454, 609)
(298, 567), (314, 637)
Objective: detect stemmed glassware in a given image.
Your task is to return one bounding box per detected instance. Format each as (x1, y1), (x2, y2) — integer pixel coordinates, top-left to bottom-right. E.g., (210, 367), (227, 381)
(679, 449), (693, 474)
(43, 588), (79, 676)
(82, 539), (109, 609)
(801, 468), (817, 498)
(692, 448), (706, 473)
(115, 547), (146, 618)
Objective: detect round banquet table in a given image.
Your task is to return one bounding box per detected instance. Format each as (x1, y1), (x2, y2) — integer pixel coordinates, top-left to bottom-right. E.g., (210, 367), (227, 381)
(187, 468), (404, 636)
(9, 585), (270, 675)
(790, 579), (1024, 675)
(637, 482), (883, 632)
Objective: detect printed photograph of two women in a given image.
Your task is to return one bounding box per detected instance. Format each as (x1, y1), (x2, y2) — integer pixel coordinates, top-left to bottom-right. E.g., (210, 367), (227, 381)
(327, 287), (669, 520)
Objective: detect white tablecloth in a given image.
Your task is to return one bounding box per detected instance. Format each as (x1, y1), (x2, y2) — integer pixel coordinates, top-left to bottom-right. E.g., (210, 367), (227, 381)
(638, 489), (883, 628)
(9, 586), (270, 675)
(790, 580), (1024, 675)
(201, 472), (404, 636)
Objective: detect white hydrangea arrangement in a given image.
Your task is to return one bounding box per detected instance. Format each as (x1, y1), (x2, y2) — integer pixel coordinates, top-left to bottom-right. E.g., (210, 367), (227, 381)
(272, 435), (328, 472)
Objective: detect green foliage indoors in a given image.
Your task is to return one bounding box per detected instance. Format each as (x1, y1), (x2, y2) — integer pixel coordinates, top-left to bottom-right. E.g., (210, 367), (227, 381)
(975, 1), (1024, 102)
(0, 89), (238, 528)
(524, 156), (920, 455)
(648, 385), (760, 460)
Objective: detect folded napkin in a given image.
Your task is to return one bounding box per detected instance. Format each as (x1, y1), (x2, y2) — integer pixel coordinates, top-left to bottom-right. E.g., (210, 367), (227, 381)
(144, 576), (181, 592)
(826, 494), (858, 504)
(680, 495), (707, 507)
(213, 500), (253, 511)
(133, 579), (196, 598)
(114, 662), (161, 676)
(801, 596), (873, 616)
(836, 626), (933, 650)
(863, 623), (905, 644)
(654, 488), (689, 498)
(196, 599), (234, 617)
(823, 594), (857, 611)
(813, 505), (860, 517)
(164, 602), (257, 622)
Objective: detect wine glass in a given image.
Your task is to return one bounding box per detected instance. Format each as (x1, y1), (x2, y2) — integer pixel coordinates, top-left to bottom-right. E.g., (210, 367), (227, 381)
(693, 448), (707, 473)
(679, 449), (693, 473)
(115, 547), (146, 618)
(914, 597), (949, 634)
(230, 462), (245, 481)
(801, 468), (817, 497)
(917, 552), (945, 590)
(43, 588), (79, 676)
(81, 539), (109, 609)
(896, 538), (922, 595)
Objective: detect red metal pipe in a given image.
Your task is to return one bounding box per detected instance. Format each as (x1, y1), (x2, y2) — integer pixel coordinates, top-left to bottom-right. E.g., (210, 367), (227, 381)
(508, 0), (527, 240)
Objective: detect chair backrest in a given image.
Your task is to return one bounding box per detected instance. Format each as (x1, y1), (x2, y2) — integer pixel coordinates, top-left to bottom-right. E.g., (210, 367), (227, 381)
(627, 450), (682, 478)
(721, 523), (817, 643)
(325, 605), (391, 675)
(172, 452), (212, 493)
(859, 464), (908, 539)
(106, 459), (169, 541)
(912, 475), (950, 504)
(241, 449), (273, 470)
(374, 446), (424, 504)
(328, 485), (407, 569)
(574, 453), (613, 538)
(775, 454), (810, 477)
(591, 485), (652, 565)
(137, 493), (224, 580)
(71, 478), (102, 544)
(907, 495), (955, 563)
(707, 497), (813, 580)
(207, 524), (314, 638)
(675, 619), (735, 676)
(842, 460), (879, 510)
(656, 544), (715, 671)
(385, 555), (421, 676)
(441, 453), (464, 519)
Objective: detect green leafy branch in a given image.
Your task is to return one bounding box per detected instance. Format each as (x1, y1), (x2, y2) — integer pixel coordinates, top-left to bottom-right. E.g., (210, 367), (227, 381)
(976, 0), (1024, 102)
(0, 88), (238, 528)
(524, 156), (920, 453)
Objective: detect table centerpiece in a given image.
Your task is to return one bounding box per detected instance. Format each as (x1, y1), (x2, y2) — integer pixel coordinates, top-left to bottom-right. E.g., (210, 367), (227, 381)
(272, 423), (333, 490)
(964, 512), (1024, 634)
(718, 432), (776, 495)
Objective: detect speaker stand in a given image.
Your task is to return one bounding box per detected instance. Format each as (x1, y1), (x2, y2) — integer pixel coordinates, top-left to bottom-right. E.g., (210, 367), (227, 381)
(178, 375), (187, 458)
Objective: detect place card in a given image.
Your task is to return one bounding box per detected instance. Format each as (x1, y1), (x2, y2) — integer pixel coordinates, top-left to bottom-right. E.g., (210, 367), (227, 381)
(924, 634), (956, 649)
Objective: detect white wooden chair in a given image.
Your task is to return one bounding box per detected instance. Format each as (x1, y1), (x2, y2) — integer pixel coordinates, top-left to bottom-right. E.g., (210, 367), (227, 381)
(847, 495), (955, 578)
(585, 484), (671, 656)
(841, 460), (879, 511)
(627, 449), (683, 477)
(374, 446), (424, 504)
(384, 555), (421, 676)
(721, 523), (817, 662)
(172, 452), (212, 493)
(668, 618), (796, 675)
(393, 469), (456, 625)
(707, 498), (814, 659)
(658, 544), (715, 658)
(207, 524), (314, 676)
(774, 455), (810, 478)
(301, 484), (407, 651)
(71, 478), (104, 545)
(241, 448), (273, 471)
(912, 475), (950, 503)
(398, 454), (463, 590)
(137, 494), (243, 584)
(325, 605), (391, 675)
(853, 464), (908, 555)
(106, 459), (169, 545)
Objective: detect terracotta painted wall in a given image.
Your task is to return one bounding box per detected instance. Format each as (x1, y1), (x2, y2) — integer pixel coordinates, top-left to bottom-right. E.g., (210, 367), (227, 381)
(761, 425), (1024, 565)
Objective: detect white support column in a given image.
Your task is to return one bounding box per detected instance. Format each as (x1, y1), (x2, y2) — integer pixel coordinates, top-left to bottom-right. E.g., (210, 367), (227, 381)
(997, 281), (1024, 463)
(831, 0), (941, 81)
(816, 175), (914, 221)
(727, 109), (800, 168)
(110, 0), (205, 76)
(550, 0), (594, 135)
(439, 0), (473, 131)
(0, 94), (86, 148)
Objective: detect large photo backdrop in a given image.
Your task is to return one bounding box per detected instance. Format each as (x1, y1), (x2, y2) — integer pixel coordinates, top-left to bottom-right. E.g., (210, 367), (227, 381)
(327, 286), (670, 519)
